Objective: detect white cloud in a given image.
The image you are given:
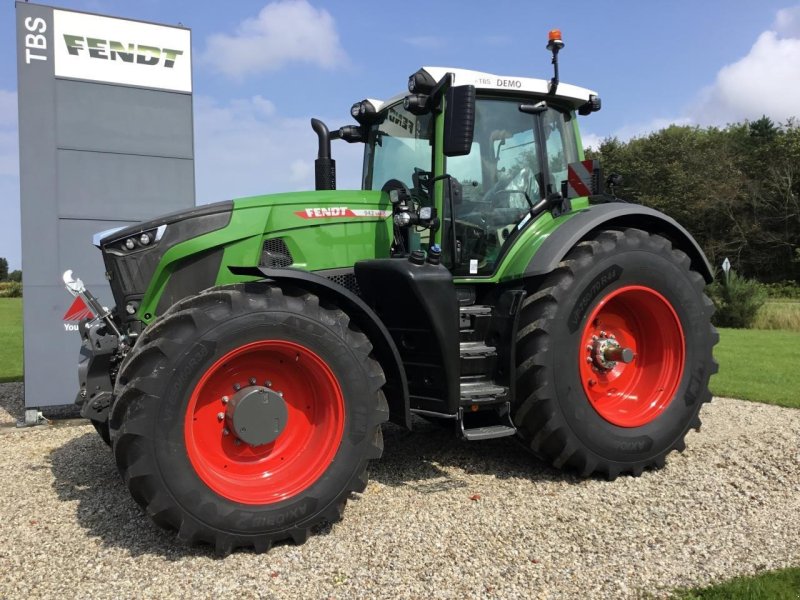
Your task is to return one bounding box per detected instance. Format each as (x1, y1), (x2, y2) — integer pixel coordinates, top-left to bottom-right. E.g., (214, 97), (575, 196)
(580, 132), (604, 151)
(193, 95), (363, 204)
(775, 5), (800, 36)
(203, 0), (348, 79)
(594, 6), (800, 142)
(689, 6), (800, 126)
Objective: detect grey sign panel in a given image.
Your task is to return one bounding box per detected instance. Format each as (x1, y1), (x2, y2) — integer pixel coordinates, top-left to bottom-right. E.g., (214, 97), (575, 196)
(17, 2), (195, 409)
(57, 152), (195, 220)
(55, 80), (194, 158)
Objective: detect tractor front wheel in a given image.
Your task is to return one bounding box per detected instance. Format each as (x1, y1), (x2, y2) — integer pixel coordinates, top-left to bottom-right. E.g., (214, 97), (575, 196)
(108, 283), (388, 554)
(514, 228), (718, 479)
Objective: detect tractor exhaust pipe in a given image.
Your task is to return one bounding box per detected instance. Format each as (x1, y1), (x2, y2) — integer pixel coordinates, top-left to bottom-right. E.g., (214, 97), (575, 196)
(311, 118), (336, 191)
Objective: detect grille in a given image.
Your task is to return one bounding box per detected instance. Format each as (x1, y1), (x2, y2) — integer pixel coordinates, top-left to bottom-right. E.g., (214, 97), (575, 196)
(260, 238), (293, 268)
(325, 272), (361, 296)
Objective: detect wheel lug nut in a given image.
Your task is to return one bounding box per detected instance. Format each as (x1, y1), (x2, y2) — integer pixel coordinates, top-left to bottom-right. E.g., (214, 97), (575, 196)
(591, 335), (598, 341)
(217, 412), (224, 421)
(221, 396), (229, 405)
(588, 379), (597, 386)
(233, 383), (241, 391)
(277, 391), (284, 397)
(249, 377), (257, 385)
(222, 428), (230, 436)
(585, 357), (593, 363)
(265, 380), (272, 387)
(600, 331), (607, 338)
(585, 344), (593, 352)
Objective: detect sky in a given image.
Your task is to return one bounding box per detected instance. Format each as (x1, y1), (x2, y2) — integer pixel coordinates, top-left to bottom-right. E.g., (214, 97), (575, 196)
(2, 0), (800, 270)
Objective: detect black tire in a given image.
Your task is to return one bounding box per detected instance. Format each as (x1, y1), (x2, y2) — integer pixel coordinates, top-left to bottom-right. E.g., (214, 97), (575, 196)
(108, 282), (388, 555)
(514, 228), (718, 479)
(90, 418), (111, 446)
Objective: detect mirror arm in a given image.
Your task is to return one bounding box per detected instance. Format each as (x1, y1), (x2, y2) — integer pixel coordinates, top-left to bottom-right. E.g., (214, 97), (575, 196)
(426, 72), (455, 114)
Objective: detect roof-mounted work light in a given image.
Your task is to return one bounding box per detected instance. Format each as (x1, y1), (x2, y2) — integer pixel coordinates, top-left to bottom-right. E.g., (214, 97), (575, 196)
(350, 99), (378, 125)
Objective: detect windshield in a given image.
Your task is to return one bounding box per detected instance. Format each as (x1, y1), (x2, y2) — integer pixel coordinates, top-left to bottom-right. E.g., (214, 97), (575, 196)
(446, 98), (578, 276)
(363, 103), (433, 191)
(361, 96), (578, 276)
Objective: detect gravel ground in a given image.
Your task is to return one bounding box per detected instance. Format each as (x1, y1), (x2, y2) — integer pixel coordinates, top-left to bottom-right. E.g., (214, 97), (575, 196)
(0, 382), (798, 599)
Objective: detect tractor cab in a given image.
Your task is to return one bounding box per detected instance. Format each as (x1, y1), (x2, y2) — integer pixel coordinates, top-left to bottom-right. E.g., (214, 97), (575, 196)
(356, 65), (600, 276)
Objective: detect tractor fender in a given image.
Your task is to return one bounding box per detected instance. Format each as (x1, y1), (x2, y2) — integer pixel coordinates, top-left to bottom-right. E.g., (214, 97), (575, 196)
(526, 202), (714, 283)
(228, 266), (411, 429)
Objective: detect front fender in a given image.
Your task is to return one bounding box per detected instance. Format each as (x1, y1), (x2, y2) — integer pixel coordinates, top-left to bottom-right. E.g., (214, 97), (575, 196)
(526, 202), (713, 282)
(228, 266), (411, 429)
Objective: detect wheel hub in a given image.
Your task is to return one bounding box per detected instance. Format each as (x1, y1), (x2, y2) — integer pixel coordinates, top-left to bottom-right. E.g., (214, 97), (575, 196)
(588, 334), (635, 371)
(578, 286), (685, 428)
(225, 386), (288, 446)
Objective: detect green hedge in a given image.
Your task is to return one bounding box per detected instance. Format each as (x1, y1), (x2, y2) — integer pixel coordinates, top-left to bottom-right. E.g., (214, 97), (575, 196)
(0, 281), (21, 298)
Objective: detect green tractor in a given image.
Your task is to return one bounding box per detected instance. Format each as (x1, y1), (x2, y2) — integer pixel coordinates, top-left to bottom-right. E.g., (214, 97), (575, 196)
(63, 31), (717, 554)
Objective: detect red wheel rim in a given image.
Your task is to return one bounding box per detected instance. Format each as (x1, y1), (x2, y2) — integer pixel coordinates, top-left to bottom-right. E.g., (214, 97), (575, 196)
(578, 286), (685, 427)
(184, 340), (345, 505)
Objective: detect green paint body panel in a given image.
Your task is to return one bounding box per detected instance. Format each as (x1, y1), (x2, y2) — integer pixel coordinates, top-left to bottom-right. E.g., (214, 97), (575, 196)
(453, 197), (590, 285)
(137, 190), (393, 324)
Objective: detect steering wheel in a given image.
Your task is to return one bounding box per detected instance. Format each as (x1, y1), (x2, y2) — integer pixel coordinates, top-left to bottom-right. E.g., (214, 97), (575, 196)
(483, 166), (534, 210)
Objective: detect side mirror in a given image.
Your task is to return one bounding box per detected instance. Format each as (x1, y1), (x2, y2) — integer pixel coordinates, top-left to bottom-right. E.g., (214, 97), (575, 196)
(443, 85), (475, 157)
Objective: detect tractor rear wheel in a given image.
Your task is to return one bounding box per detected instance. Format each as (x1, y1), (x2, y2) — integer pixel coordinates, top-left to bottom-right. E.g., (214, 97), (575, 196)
(514, 228), (718, 479)
(108, 283), (388, 555)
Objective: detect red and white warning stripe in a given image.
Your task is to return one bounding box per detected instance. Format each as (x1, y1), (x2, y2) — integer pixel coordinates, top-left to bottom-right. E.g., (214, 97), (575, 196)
(295, 207), (392, 219)
(567, 159), (600, 198)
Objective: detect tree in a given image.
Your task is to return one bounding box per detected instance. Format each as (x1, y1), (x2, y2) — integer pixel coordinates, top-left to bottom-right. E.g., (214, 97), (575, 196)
(8, 270), (21, 282)
(0, 258), (8, 281)
(588, 120), (800, 283)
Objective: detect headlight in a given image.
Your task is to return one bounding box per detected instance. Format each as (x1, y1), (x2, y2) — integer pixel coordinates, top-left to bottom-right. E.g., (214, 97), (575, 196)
(106, 224), (166, 256)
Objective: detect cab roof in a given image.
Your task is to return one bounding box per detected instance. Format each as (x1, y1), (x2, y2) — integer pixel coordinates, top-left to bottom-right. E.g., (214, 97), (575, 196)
(373, 66), (597, 112)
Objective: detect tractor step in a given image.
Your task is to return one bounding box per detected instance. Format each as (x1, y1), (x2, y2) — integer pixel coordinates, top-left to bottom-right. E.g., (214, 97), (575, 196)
(459, 341), (496, 356)
(459, 304), (492, 343)
(459, 378), (508, 404)
(460, 424), (517, 441)
(459, 401), (517, 441)
(459, 341), (498, 376)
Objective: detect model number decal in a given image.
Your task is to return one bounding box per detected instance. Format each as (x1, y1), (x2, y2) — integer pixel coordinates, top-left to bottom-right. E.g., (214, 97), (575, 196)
(295, 207), (392, 219)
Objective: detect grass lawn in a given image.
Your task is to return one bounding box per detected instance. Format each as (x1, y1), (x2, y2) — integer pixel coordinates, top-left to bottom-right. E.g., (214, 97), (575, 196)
(710, 327), (800, 408)
(673, 567), (800, 599)
(0, 298), (22, 383)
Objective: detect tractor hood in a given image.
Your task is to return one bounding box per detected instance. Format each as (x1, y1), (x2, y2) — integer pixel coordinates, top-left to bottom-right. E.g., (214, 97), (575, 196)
(94, 189), (392, 325)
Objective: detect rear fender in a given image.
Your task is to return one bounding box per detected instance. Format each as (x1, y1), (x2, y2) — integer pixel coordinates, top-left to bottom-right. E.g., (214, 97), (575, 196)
(526, 202), (713, 282)
(228, 266), (411, 429)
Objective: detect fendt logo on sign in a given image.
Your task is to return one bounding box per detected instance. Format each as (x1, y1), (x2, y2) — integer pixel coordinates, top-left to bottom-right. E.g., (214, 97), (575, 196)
(62, 34), (184, 69)
(53, 9), (191, 92)
(62, 297), (95, 332)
